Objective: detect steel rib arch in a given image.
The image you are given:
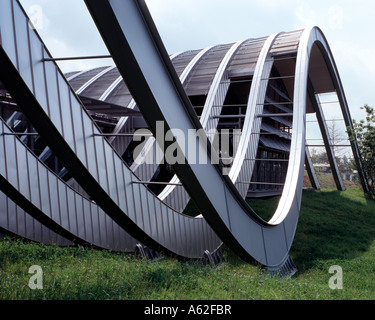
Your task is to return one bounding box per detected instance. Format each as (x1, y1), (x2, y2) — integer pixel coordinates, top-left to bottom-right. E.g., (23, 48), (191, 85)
(228, 30), (321, 198)
(0, 0), (221, 259)
(227, 33), (281, 198)
(0, 0), (366, 272)
(64, 52), (187, 190)
(306, 35), (369, 194)
(130, 46), (214, 176)
(75, 66), (116, 95)
(100, 51), (184, 144)
(83, 0), (293, 267)
(105, 50), (207, 156)
(83, 0), (361, 269)
(307, 82), (344, 191)
(267, 27), (351, 225)
(158, 38), (268, 206)
(156, 40), (246, 205)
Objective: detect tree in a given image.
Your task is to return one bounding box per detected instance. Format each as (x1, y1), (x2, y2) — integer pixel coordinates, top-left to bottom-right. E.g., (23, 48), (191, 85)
(327, 119), (347, 158)
(350, 104), (375, 199)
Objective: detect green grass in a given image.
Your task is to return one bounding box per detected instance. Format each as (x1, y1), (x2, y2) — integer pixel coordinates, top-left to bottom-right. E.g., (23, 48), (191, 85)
(1, 189), (375, 300)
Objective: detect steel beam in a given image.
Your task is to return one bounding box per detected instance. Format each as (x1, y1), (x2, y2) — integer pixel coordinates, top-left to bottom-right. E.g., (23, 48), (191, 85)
(158, 40), (247, 209)
(308, 80), (345, 191)
(84, 0), (305, 270)
(0, 0), (221, 258)
(229, 32), (281, 198)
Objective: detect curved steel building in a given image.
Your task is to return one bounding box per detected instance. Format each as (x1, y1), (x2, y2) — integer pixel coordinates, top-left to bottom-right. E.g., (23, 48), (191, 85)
(0, 0), (368, 275)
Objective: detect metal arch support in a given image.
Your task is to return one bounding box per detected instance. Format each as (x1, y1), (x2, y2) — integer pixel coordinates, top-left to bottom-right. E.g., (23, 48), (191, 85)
(268, 27), (359, 225)
(106, 51), (185, 145)
(75, 66), (116, 95)
(307, 81), (345, 191)
(228, 33), (280, 198)
(267, 27), (313, 226)
(158, 40), (246, 204)
(307, 33), (369, 194)
(100, 51), (183, 103)
(0, 0), (221, 259)
(66, 69), (91, 82)
(0, 0), (364, 274)
(99, 75), (123, 102)
(84, 0), (307, 269)
(130, 46), (214, 175)
(38, 65), (118, 172)
(199, 40), (246, 131)
(128, 48), (215, 207)
(85, 0), (359, 271)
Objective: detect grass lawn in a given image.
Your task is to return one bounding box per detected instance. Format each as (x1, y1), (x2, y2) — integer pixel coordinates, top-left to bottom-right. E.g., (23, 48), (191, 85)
(0, 188), (374, 300)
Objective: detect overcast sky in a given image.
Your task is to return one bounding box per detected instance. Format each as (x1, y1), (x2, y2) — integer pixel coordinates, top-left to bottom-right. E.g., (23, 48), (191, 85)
(19, 0), (375, 125)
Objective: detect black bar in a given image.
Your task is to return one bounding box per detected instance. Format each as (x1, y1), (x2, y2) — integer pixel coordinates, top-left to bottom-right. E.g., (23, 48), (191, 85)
(44, 55), (112, 62)
(132, 181), (182, 186)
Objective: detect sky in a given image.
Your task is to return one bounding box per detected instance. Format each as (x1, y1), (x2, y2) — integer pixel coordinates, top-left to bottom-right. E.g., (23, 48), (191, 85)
(19, 0), (375, 131)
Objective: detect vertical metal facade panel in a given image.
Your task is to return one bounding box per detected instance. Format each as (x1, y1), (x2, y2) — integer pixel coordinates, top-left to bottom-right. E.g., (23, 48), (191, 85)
(74, 193), (85, 239)
(70, 92), (88, 166)
(0, 192), (8, 229)
(0, 0), (17, 65)
(58, 75), (75, 150)
(47, 174), (60, 224)
(57, 177), (69, 230)
(29, 29), (48, 109)
(4, 134), (18, 189)
(0, 119), (138, 252)
(37, 161), (51, 218)
(44, 60), (63, 132)
(27, 148), (41, 208)
(13, 2), (33, 91)
(66, 190), (78, 236)
(0, 191), (73, 246)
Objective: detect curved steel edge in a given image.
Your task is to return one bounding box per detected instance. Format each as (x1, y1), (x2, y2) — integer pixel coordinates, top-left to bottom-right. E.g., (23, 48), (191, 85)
(229, 33), (280, 198)
(130, 46), (213, 176)
(84, 0), (296, 267)
(1, 0), (221, 259)
(0, 0), (361, 272)
(0, 38), (168, 256)
(85, 0), (361, 269)
(310, 30), (369, 195)
(158, 40), (246, 205)
(267, 27), (313, 226)
(108, 51), (185, 145)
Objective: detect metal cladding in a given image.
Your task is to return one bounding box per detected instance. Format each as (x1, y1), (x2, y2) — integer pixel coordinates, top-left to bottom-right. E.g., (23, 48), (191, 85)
(0, 0), (368, 274)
